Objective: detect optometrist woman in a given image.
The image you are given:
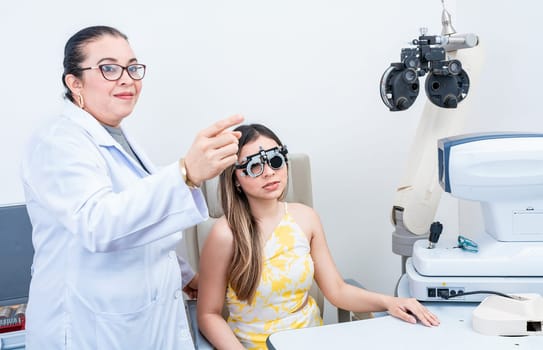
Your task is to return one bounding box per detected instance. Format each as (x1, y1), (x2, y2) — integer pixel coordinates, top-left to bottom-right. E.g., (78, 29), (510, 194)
(20, 25), (243, 350)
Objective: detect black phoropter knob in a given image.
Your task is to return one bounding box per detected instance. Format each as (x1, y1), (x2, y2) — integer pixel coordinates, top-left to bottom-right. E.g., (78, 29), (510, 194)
(447, 59), (462, 75)
(396, 97), (409, 110)
(444, 95), (458, 108)
(428, 221), (443, 249)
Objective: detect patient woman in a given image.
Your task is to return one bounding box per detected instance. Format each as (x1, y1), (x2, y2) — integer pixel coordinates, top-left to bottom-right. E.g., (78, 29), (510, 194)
(197, 123), (439, 349)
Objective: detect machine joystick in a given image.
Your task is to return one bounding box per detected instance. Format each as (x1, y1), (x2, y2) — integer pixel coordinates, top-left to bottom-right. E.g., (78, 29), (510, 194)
(428, 221), (443, 249)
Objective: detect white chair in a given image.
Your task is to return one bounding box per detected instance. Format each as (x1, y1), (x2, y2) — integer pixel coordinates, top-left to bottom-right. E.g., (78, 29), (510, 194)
(181, 153), (369, 349)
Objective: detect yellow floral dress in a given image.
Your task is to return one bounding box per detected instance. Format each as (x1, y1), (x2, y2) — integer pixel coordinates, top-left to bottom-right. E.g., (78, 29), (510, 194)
(226, 203), (323, 349)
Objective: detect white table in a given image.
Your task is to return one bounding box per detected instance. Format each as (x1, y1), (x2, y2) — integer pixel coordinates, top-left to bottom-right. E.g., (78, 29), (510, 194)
(266, 276), (542, 349)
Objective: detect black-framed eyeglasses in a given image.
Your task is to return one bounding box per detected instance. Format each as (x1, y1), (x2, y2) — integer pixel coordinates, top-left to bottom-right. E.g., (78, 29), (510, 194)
(78, 63), (146, 81)
(235, 145), (288, 178)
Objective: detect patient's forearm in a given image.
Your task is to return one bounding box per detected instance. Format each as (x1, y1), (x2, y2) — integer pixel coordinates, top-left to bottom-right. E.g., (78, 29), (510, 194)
(199, 313), (244, 350)
(328, 282), (391, 313)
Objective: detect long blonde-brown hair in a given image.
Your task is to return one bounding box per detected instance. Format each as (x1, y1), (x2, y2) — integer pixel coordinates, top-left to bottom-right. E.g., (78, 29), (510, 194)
(219, 124), (287, 302)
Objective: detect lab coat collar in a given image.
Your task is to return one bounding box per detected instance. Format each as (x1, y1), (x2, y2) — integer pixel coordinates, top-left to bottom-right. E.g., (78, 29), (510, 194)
(61, 101), (156, 174)
(62, 101), (118, 147)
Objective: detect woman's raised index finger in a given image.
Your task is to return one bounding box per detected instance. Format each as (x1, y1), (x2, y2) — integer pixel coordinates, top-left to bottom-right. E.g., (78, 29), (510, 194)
(201, 114), (244, 138)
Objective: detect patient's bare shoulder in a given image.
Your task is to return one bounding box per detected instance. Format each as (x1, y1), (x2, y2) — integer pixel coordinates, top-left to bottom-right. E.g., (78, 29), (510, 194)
(207, 216), (234, 246)
(286, 202), (322, 237)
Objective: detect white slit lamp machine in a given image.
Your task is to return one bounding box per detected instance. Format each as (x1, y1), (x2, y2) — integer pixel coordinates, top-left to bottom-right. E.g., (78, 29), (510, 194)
(406, 133), (543, 304)
(404, 133), (543, 337)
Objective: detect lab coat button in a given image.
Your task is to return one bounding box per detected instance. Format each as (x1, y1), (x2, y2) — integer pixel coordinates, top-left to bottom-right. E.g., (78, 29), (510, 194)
(174, 289), (182, 299)
(168, 250), (176, 259)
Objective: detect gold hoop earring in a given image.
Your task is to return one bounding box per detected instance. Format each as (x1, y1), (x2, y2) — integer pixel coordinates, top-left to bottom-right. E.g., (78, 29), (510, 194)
(77, 93), (85, 109)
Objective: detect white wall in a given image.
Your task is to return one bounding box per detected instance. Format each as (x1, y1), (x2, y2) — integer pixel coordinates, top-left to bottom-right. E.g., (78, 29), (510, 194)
(1, 0), (542, 323)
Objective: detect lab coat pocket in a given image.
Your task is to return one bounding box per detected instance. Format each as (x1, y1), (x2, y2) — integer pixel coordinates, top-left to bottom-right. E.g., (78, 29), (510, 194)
(66, 285), (159, 350)
(95, 299), (158, 350)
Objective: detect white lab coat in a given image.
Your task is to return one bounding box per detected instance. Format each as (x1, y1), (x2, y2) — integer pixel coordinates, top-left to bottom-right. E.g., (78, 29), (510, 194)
(21, 101), (208, 349)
